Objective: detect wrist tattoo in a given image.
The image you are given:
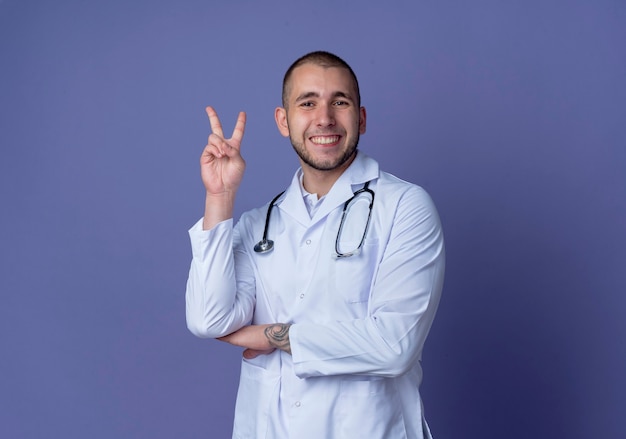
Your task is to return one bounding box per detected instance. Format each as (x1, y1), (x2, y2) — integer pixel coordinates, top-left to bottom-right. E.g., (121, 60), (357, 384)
(265, 323), (292, 354)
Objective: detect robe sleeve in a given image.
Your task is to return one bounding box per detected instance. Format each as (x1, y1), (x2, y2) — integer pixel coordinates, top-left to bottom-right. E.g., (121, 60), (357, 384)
(185, 218), (256, 338)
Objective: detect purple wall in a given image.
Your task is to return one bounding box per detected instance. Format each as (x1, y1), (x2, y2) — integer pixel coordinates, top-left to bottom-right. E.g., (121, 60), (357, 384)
(1, 1), (624, 438)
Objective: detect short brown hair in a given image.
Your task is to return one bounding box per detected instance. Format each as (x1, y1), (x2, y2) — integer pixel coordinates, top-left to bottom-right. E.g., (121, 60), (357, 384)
(282, 51), (361, 108)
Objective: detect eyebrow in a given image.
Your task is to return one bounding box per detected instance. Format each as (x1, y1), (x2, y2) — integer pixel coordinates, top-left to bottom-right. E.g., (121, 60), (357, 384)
(294, 91), (354, 103)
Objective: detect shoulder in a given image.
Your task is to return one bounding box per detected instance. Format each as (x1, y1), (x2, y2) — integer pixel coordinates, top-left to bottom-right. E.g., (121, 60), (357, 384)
(373, 170), (441, 232)
(377, 170), (434, 204)
(236, 201), (272, 238)
(235, 189), (288, 241)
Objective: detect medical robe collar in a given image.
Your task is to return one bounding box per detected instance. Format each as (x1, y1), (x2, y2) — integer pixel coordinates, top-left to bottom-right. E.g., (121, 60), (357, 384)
(275, 151), (380, 227)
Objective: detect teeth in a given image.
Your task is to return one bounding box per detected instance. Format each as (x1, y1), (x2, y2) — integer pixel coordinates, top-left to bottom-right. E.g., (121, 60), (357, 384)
(311, 136), (340, 145)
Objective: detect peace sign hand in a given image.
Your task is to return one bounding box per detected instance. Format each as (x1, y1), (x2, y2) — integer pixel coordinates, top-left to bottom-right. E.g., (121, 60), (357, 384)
(201, 106), (247, 196)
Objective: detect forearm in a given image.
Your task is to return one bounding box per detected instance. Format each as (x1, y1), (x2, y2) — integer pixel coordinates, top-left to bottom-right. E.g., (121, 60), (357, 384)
(218, 323), (292, 356)
(265, 323), (292, 354)
(290, 306), (438, 378)
(290, 257), (444, 378)
(291, 188), (445, 378)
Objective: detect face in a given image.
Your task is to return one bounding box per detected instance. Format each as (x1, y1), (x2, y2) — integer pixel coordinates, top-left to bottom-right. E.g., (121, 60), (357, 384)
(275, 64), (366, 173)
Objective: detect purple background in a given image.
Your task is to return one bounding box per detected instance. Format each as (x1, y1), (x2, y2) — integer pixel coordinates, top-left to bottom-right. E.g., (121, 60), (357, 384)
(1, 1), (625, 438)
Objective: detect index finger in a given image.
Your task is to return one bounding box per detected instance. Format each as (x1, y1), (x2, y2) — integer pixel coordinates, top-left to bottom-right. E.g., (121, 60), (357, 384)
(205, 106), (224, 138)
(231, 111), (246, 144)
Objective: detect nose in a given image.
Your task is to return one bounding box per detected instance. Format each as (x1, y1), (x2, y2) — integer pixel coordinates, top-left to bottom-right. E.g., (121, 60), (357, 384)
(316, 103), (335, 127)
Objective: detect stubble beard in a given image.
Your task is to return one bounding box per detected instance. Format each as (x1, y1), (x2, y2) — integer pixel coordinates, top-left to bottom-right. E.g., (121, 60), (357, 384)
(290, 133), (360, 172)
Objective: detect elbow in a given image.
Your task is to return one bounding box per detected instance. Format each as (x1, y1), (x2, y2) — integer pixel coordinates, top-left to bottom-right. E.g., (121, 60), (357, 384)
(374, 331), (424, 377)
(186, 313), (228, 339)
(186, 308), (248, 339)
(379, 350), (417, 378)
(185, 295), (230, 338)
(186, 319), (217, 338)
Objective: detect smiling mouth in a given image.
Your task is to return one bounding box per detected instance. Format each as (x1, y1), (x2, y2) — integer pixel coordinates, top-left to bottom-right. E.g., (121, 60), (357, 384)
(310, 135), (341, 145)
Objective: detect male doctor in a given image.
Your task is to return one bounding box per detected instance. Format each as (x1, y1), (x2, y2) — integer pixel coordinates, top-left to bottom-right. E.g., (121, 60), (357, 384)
(186, 51), (445, 439)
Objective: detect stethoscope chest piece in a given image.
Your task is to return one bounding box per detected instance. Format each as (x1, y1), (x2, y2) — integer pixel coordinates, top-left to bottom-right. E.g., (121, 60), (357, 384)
(253, 190), (285, 254)
(254, 239), (275, 253)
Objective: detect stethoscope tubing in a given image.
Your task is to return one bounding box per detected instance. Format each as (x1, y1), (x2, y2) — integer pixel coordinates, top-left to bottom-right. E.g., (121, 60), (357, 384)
(334, 182), (374, 258)
(254, 181), (374, 257)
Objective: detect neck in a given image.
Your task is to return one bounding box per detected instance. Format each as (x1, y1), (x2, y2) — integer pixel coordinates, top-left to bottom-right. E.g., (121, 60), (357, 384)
(300, 153), (356, 197)
(301, 169), (339, 197)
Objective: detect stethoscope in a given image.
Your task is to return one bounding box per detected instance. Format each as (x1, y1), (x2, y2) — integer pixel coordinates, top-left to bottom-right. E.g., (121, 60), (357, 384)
(254, 181), (375, 258)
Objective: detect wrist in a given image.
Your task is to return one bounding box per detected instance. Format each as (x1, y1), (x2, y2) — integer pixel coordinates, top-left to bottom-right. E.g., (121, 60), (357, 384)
(202, 192), (236, 230)
(264, 323), (292, 354)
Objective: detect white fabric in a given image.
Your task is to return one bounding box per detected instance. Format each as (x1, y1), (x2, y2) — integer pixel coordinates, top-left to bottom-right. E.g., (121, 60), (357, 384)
(299, 170), (325, 218)
(186, 152), (445, 439)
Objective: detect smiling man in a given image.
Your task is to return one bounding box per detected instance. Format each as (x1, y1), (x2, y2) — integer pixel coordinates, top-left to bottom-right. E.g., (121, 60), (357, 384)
(186, 51), (445, 439)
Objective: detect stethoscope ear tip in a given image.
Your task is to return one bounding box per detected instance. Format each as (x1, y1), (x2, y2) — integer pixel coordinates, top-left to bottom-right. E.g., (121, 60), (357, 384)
(254, 239), (274, 253)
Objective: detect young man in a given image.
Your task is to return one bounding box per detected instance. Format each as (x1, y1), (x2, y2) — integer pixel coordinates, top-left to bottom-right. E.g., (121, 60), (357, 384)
(186, 51), (445, 439)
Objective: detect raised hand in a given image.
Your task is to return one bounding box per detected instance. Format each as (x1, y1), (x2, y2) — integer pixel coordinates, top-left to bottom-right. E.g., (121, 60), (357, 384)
(201, 106), (247, 196)
(200, 106), (247, 229)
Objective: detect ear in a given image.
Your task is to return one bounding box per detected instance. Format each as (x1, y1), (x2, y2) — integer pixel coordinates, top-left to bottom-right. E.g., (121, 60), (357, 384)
(274, 107), (290, 137)
(359, 106), (367, 134)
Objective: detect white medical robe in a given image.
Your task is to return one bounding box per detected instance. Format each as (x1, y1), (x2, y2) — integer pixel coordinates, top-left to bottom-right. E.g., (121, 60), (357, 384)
(186, 152), (445, 439)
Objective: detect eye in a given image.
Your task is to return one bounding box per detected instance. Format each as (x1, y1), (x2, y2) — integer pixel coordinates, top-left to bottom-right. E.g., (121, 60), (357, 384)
(299, 101), (315, 108)
(333, 100), (349, 106)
